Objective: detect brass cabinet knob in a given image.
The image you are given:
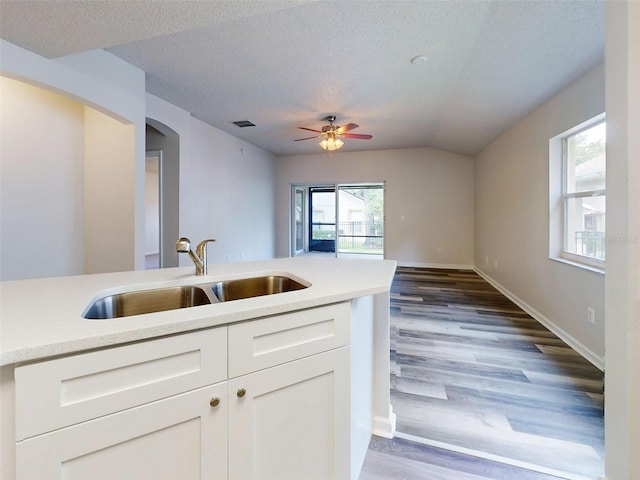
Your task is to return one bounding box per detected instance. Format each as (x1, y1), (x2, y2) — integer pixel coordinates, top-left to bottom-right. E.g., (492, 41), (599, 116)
(209, 396), (221, 407)
(237, 388), (247, 398)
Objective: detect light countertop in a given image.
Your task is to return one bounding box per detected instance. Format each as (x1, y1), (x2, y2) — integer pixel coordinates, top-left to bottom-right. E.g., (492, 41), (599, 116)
(0, 257), (397, 366)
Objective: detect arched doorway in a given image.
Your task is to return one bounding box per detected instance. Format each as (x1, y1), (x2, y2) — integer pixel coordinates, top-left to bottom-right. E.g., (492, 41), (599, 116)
(145, 119), (180, 268)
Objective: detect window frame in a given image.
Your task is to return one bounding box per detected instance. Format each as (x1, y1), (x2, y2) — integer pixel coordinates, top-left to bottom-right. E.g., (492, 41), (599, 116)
(559, 117), (606, 270)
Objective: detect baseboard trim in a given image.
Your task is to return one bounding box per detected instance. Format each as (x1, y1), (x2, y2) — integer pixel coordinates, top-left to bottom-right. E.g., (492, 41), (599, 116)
(474, 268), (605, 371)
(394, 431), (594, 480)
(397, 261), (475, 270)
(372, 406), (396, 439)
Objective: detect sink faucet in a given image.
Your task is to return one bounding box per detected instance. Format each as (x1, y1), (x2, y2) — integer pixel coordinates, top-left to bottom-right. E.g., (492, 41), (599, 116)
(176, 237), (216, 276)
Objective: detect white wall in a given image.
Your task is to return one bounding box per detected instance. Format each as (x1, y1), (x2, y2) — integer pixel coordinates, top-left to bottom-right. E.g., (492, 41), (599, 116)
(183, 117), (276, 264)
(604, 2), (640, 479)
(84, 107), (136, 274)
(0, 41), (145, 279)
(56, 49), (147, 270)
(275, 148), (474, 267)
(0, 76), (85, 279)
(474, 63), (605, 366)
(1, 42), (277, 277)
(146, 94), (277, 266)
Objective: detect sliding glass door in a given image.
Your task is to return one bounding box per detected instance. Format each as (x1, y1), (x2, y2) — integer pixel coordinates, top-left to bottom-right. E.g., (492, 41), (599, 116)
(291, 183), (384, 257)
(336, 185), (384, 256)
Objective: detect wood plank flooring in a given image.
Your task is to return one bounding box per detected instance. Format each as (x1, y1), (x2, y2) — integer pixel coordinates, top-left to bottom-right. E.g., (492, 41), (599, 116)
(360, 267), (604, 480)
(360, 436), (568, 480)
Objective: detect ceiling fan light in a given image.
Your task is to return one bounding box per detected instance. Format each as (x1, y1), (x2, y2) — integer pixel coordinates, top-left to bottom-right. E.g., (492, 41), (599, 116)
(319, 136), (344, 151)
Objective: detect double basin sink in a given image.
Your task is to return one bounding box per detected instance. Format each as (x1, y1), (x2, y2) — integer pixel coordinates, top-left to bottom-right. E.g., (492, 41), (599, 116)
(83, 275), (308, 320)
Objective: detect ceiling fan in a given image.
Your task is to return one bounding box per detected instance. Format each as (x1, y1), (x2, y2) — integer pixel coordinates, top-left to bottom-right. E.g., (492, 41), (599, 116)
(294, 115), (372, 151)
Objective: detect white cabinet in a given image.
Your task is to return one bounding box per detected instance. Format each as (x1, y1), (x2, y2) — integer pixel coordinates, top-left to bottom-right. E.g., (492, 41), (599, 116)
(15, 328), (227, 441)
(227, 302), (350, 377)
(15, 327), (228, 479)
(16, 383), (228, 480)
(14, 302), (352, 480)
(229, 347), (350, 480)
(227, 302), (351, 480)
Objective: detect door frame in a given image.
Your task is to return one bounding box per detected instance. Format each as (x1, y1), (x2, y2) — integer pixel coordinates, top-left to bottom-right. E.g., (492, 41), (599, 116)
(145, 150), (163, 269)
(291, 186), (307, 256)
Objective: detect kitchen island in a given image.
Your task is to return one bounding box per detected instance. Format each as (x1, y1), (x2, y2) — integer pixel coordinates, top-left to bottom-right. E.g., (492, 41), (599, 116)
(1, 256), (397, 479)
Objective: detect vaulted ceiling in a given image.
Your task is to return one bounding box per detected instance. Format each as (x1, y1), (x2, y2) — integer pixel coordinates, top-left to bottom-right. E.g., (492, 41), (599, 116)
(0, 0), (604, 157)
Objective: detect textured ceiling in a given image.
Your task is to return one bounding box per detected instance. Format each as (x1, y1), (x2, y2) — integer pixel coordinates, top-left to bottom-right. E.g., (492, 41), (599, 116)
(0, 0), (604, 157)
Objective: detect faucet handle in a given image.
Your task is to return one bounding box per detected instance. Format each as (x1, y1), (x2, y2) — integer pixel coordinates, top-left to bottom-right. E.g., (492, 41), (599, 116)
(196, 239), (216, 254)
(197, 238), (216, 246)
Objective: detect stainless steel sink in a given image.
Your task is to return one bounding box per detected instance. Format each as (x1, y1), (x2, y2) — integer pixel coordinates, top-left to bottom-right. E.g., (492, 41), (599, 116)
(84, 275), (308, 319)
(84, 285), (212, 319)
(210, 275), (307, 302)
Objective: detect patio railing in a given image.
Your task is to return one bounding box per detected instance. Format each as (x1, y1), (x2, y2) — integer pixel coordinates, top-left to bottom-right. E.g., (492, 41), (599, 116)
(311, 221), (383, 254)
(575, 230), (605, 260)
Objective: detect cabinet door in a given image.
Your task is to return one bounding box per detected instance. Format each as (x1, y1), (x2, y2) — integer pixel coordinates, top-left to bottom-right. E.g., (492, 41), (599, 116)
(228, 346), (350, 480)
(16, 383), (227, 480)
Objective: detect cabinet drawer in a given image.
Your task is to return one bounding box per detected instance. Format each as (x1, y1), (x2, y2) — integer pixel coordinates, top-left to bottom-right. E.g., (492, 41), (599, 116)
(15, 327), (227, 441)
(228, 302), (350, 378)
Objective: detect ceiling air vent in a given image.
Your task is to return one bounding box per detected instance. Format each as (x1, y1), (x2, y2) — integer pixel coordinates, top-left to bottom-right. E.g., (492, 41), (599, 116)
(232, 120), (256, 128)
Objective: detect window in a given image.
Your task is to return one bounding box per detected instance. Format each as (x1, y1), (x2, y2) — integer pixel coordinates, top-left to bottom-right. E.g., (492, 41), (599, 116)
(561, 119), (606, 267)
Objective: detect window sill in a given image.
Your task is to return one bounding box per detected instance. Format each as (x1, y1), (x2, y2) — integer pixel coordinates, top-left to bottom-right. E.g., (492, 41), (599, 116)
(549, 256), (605, 275)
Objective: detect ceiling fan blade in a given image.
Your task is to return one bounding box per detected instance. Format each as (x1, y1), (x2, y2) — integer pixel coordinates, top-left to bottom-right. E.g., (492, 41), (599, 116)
(294, 136), (319, 141)
(298, 127), (322, 133)
(343, 133), (372, 140)
(337, 123), (359, 134)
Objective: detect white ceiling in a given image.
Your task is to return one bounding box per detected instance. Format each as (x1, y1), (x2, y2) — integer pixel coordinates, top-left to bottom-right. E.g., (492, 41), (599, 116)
(0, 0), (604, 157)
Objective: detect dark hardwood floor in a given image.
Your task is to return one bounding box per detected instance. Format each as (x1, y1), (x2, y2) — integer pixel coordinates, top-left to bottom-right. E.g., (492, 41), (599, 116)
(360, 267), (604, 480)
